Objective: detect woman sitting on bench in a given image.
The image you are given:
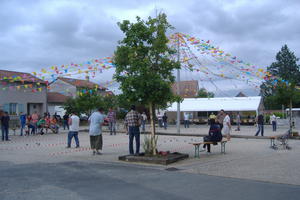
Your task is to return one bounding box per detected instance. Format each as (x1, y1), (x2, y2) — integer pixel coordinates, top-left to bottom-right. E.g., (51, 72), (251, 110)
(203, 119), (223, 153)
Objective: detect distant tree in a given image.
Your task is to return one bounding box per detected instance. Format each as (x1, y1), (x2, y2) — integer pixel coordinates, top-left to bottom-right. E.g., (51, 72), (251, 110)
(197, 88), (215, 98)
(63, 92), (113, 117)
(261, 45), (300, 132)
(113, 13), (180, 155)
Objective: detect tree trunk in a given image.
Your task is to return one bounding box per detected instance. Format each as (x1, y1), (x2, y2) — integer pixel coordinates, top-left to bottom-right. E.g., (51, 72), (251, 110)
(289, 98), (293, 134)
(149, 102), (156, 155)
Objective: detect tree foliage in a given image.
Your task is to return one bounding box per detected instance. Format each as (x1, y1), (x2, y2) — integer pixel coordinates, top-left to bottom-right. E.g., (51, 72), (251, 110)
(197, 88), (215, 98)
(261, 45), (300, 109)
(63, 92), (116, 117)
(113, 13), (180, 109)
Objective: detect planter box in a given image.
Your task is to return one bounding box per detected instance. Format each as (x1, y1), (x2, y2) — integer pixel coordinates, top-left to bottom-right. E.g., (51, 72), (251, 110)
(118, 152), (189, 165)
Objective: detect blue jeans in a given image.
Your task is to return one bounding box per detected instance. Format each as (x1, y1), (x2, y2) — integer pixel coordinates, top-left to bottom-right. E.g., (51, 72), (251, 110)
(67, 131), (79, 147)
(255, 124), (264, 136)
(20, 123), (26, 136)
(109, 122), (116, 135)
(184, 120), (189, 128)
(128, 126), (140, 155)
(1, 126), (9, 141)
(163, 121), (167, 130)
(272, 121), (277, 132)
(141, 120), (146, 131)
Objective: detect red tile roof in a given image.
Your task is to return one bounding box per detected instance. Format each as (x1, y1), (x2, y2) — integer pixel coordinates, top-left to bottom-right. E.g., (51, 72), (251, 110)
(57, 77), (106, 90)
(47, 92), (69, 103)
(0, 69), (46, 84)
(171, 80), (199, 98)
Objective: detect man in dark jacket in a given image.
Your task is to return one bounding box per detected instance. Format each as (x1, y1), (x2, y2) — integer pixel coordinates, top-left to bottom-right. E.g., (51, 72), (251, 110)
(1, 112), (10, 141)
(255, 114), (264, 136)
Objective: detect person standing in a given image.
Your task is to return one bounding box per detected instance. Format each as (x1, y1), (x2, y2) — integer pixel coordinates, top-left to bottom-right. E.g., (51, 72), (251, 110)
(216, 109), (226, 130)
(19, 112), (27, 136)
(157, 112), (163, 128)
(63, 113), (69, 130)
(31, 111), (39, 134)
(235, 112), (241, 131)
(107, 108), (117, 135)
(270, 113), (277, 132)
(184, 112), (190, 128)
(66, 112), (80, 148)
(141, 112), (147, 132)
(1, 112), (10, 141)
(162, 113), (168, 130)
(89, 108), (105, 155)
(222, 112), (231, 140)
(255, 113), (264, 136)
(125, 105), (141, 155)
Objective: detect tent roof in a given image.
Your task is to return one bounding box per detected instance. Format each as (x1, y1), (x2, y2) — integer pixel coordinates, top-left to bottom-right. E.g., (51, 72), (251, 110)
(167, 96), (262, 112)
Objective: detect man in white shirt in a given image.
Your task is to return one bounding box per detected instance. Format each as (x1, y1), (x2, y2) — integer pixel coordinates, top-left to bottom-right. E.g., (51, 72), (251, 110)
(89, 108), (105, 155)
(66, 112), (80, 148)
(184, 112), (190, 128)
(222, 111), (231, 141)
(270, 113), (277, 132)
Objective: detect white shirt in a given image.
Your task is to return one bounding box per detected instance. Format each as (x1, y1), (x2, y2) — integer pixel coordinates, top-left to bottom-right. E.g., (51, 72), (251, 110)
(88, 112), (105, 136)
(271, 115), (276, 122)
(223, 115), (231, 127)
(69, 115), (80, 132)
(184, 113), (189, 120)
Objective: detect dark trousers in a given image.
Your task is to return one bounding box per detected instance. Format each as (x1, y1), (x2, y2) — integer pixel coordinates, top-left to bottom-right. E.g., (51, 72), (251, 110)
(1, 126), (9, 141)
(67, 131), (79, 147)
(63, 120), (69, 130)
(184, 120), (189, 128)
(255, 124), (264, 136)
(272, 121), (277, 132)
(163, 121), (167, 130)
(128, 126), (140, 154)
(203, 144), (211, 152)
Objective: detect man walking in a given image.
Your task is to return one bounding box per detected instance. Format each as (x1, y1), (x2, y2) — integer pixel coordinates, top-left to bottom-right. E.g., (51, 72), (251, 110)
(255, 113), (264, 136)
(66, 112), (80, 148)
(19, 112), (26, 136)
(107, 108), (116, 135)
(125, 105), (141, 156)
(89, 108), (105, 155)
(1, 112), (10, 141)
(222, 111), (231, 141)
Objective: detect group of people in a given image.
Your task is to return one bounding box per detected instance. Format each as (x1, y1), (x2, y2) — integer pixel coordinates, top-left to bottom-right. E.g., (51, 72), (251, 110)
(20, 112), (60, 136)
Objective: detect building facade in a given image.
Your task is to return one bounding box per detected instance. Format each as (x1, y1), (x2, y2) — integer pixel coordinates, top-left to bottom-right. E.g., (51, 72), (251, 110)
(0, 70), (47, 116)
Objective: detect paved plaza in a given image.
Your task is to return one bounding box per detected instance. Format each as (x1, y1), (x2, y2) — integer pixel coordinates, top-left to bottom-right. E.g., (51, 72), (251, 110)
(1, 124), (300, 199)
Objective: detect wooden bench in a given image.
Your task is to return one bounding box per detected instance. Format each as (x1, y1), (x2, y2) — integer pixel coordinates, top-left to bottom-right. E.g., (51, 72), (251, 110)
(190, 139), (228, 158)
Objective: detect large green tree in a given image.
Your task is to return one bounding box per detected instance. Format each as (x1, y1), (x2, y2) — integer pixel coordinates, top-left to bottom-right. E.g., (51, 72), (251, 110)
(113, 13), (180, 155)
(261, 45), (300, 132)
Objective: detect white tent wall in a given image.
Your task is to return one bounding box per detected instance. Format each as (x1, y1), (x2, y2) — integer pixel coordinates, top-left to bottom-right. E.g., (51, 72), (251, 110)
(166, 96), (263, 124)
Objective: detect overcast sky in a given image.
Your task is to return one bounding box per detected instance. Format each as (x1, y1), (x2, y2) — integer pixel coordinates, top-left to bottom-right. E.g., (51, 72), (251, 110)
(0, 0), (299, 96)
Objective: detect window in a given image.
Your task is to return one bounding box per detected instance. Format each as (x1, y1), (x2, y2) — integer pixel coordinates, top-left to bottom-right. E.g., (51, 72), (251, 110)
(9, 103), (17, 115)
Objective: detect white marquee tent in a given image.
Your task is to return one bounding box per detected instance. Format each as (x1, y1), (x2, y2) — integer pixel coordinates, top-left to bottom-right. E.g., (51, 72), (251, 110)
(167, 96), (263, 114)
